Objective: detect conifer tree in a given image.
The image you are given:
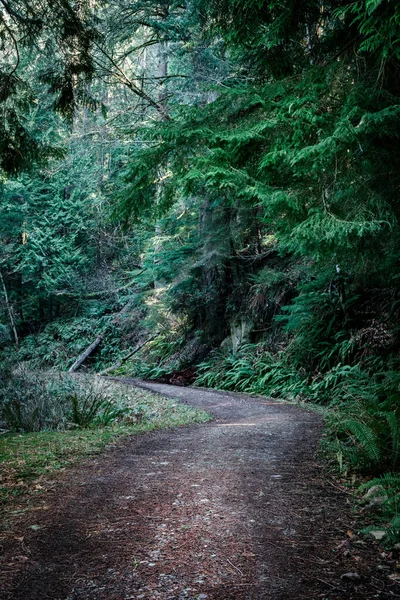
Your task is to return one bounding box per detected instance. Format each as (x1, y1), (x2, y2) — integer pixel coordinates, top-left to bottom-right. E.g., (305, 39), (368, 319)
(0, 0), (98, 175)
(116, 0), (400, 364)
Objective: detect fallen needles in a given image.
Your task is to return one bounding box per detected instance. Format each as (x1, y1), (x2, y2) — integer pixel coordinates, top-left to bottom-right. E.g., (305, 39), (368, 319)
(316, 577), (346, 593)
(226, 557), (243, 576)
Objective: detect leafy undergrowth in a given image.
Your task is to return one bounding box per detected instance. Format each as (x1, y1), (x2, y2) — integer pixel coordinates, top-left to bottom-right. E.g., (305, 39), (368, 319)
(0, 380), (210, 510)
(193, 345), (400, 547)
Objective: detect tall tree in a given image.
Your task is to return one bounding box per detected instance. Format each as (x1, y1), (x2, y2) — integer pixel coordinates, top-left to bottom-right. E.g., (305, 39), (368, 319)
(116, 0), (400, 362)
(0, 0), (98, 175)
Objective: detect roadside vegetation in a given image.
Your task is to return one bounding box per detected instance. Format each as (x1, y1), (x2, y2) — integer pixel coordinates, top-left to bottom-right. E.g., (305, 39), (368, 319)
(0, 372), (210, 510)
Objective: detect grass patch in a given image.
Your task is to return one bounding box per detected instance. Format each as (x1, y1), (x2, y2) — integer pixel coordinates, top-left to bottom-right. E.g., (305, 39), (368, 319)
(0, 381), (211, 509)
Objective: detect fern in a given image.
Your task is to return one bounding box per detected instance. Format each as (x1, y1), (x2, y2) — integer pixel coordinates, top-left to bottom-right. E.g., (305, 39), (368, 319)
(343, 419), (381, 465)
(360, 474), (400, 546)
(70, 392), (102, 428)
(385, 411), (400, 469)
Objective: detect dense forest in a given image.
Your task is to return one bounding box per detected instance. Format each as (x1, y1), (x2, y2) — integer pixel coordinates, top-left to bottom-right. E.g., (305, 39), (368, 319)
(1, 0), (400, 537)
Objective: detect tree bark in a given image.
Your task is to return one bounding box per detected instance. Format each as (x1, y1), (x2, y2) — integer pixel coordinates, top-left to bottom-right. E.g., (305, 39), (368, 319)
(68, 335), (103, 372)
(0, 270), (18, 345)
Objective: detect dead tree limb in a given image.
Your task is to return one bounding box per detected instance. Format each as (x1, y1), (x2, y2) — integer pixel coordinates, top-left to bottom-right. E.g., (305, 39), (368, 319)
(68, 335), (104, 373)
(67, 298), (139, 373)
(98, 333), (159, 376)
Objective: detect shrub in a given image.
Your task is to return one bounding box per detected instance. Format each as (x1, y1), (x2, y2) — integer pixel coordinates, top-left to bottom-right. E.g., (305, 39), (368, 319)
(0, 367), (130, 432)
(0, 366), (70, 432)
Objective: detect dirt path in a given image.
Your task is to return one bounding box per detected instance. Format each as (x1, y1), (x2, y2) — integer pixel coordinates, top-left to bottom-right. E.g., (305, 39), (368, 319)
(0, 380), (396, 599)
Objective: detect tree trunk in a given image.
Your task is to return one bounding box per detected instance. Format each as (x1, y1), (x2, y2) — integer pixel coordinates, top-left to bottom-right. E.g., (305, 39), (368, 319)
(153, 33), (170, 289)
(68, 335), (103, 372)
(157, 38), (169, 119)
(0, 270), (18, 345)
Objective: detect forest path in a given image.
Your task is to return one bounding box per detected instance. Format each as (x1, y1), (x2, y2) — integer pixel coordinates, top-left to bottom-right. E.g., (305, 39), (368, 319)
(1, 380), (385, 599)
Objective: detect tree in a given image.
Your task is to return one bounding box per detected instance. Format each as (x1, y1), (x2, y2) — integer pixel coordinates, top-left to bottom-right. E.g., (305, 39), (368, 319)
(0, 0), (98, 175)
(115, 0), (400, 365)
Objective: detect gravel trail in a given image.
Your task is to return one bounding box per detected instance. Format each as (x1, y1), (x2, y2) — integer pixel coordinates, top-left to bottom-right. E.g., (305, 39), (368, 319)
(1, 380), (390, 599)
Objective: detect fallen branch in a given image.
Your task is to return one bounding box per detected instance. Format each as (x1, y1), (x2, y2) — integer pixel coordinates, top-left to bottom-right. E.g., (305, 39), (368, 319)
(68, 335), (104, 373)
(68, 300), (153, 374)
(98, 333), (159, 376)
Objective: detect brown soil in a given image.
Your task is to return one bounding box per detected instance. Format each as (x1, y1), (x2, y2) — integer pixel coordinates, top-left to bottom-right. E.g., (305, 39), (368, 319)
(1, 380), (399, 600)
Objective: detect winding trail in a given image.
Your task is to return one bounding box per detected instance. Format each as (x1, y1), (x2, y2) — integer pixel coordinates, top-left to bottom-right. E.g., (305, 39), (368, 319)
(0, 380), (388, 599)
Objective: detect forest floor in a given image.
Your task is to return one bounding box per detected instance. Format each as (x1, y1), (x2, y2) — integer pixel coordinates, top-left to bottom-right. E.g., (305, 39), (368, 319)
(1, 379), (399, 600)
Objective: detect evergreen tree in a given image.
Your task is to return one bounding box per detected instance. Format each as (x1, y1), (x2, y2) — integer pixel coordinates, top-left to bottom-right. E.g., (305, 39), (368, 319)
(0, 0), (98, 175)
(116, 0), (400, 370)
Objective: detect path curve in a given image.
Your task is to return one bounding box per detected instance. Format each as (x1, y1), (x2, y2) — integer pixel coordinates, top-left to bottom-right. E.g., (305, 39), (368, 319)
(0, 380), (387, 599)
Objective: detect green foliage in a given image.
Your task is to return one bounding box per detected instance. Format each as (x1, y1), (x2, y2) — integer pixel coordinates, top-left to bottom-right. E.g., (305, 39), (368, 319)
(0, 324), (10, 343)
(322, 369), (400, 474)
(122, 328), (187, 379)
(14, 315), (129, 371)
(196, 344), (308, 399)
(359, 473), (400, 546)
(0, 1), (99, 176)
(0, 96), (145, 371)
(0, 366), (69, 432)
(336, 0), (400, 60)
(69, 391), (125, 428)
(0, 368), (126, 432)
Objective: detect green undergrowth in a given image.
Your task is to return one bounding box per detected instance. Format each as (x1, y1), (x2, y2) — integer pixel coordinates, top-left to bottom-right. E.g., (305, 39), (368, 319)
(111, 329), (188, 380)
(0, 376), (210, 509)
(194, 343), (400, 546)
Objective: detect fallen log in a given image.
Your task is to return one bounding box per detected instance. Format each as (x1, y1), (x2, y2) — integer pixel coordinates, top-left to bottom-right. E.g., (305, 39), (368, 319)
(67, 299), (155, 374)
(68, 297), (138, 373)
(68, 335), (104, 373)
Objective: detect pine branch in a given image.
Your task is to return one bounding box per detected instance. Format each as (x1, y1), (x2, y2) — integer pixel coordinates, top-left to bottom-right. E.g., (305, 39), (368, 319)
(0, 0), (42, 27)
